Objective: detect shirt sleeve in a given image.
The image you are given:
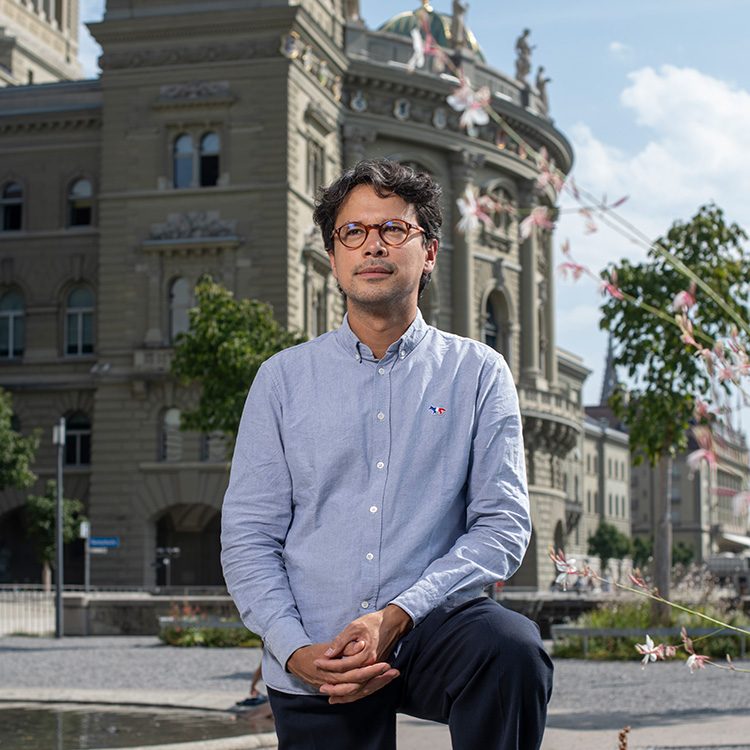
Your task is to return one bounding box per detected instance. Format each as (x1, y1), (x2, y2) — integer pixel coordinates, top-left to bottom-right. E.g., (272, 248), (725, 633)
(389, 352), (531, 624)
(221, 361), (312, 668)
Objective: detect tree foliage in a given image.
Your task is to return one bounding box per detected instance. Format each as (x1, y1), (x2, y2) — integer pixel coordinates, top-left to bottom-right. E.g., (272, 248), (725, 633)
(0, 388), (38, 491)
(588, 522), (632, 574)
(601, 204), (750, 465)
(170, 276), (306, 441)
(26, 480), (86, 567)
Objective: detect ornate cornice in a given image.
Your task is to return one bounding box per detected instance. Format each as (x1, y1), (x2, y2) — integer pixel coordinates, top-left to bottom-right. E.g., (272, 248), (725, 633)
(100, 38), (279, 71)
(152, 81), (236, 110)
(0, 114), (101, 136)
(142, 211), (241, 256)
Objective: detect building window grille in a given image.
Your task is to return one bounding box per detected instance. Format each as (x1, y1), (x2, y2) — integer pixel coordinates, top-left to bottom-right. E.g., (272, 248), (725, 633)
(1, 182), (23, 231)
(173, 134), (194, 189)
(169, 278), (191, 343)
(68, 178), (93, 226)
(200, 132), (220, 187)
(65, 412), (91, 466)
(0, 290), (24, 358)
(66, 287), (95, 355)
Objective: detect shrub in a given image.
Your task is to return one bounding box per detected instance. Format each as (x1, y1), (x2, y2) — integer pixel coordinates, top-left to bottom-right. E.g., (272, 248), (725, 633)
(552, 599), (750, 660)
(158, 621), (262, 648)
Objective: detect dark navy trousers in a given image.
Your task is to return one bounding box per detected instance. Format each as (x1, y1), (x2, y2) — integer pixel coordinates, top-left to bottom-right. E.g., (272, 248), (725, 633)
(267, 597), (553, 750)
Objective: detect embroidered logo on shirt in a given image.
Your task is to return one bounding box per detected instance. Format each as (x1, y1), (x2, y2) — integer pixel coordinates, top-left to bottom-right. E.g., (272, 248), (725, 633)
(429, 405), (447, 415)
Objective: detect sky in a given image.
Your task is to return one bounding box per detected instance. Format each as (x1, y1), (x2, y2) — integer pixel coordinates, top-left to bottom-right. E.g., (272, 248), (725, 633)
(78, 0), (750, 429)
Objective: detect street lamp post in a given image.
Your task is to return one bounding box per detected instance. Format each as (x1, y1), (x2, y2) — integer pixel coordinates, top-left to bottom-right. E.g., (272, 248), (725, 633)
(52, 417), (66, 639)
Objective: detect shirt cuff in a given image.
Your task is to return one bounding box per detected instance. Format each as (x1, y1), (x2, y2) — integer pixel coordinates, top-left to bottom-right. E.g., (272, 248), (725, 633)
(263, 616), (313, 672)
(389, 582), (439, 626)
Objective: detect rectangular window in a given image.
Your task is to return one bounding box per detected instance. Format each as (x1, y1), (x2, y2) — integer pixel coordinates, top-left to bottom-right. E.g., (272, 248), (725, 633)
(2, 204), (22, 231)
(307, 140), (325, 195)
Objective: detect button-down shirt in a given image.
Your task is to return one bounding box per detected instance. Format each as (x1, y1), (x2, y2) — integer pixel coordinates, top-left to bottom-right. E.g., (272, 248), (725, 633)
(221, 310), (530, 695)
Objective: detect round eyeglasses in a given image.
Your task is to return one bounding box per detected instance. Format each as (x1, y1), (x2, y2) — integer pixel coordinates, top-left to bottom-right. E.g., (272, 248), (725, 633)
(333, 219), (425, 249)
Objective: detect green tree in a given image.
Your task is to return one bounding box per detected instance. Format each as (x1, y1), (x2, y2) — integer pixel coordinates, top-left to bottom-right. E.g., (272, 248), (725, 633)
(672, 541), (694, 568)
(632, 536), (652, 571)
(600, 204), (750, 620)
(588, 522), (632, 581)
(171, 276), (306, 443)
(26, 480), (86, 590)
(0, 388), (38, 491)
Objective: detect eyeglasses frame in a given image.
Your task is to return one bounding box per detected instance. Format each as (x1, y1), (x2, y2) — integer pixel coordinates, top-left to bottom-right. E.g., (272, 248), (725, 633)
(332, 219), (426, 250)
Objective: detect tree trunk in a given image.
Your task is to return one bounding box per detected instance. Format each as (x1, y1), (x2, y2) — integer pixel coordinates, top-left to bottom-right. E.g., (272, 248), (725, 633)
(42, 561), (52, 593)
(652, 455), (673, 624)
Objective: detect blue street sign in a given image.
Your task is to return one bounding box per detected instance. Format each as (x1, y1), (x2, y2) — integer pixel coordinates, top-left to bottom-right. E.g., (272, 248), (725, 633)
(89, 536), (120, 549)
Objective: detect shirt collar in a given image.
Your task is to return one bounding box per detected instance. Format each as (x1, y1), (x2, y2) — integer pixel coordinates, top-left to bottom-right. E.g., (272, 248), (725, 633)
(336, 309), (429, 362)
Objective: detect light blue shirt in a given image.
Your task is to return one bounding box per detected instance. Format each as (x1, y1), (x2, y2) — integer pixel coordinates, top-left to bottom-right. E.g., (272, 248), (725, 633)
(221, 310), (531, 695)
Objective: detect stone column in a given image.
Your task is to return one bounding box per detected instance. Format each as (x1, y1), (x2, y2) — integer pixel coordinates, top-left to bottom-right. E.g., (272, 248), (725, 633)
(544, 233), (557, 385)
(143, 253), (163, 346)
(450, 150), (483, 339)
(520, 185), (540, 384)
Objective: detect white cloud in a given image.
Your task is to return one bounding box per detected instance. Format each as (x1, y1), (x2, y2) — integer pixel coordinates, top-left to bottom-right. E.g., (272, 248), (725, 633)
(608, 41), (633, 60)
(555, 65), (750, 409)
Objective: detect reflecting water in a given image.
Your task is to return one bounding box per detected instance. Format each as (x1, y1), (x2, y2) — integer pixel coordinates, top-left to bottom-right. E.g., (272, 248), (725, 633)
(0, 704), (274, 749)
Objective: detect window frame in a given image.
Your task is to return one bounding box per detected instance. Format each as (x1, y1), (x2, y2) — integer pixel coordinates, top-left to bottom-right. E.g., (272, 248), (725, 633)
(64, 286), (95, 357)
(1, 181), (24, 232)
(0, 289), (25, 359)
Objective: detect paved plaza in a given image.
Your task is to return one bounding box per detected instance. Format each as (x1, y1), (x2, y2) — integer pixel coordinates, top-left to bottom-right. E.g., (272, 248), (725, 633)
(1, 636), (749, 749)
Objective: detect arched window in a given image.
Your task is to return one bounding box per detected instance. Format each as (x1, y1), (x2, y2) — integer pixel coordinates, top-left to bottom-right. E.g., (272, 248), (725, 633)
(66, 286), (94, 355)
(173, 134), (194, 189)
(199, 132), (220, 187)
(65, 412), (91, 466)
(160, 408), (182, 462)
(483, 291), (510, 360)
(0, 290), (24, 358)
(68, 178), (93, 227)
(169, 278), (191, 343)
(1, 182), (23, 231)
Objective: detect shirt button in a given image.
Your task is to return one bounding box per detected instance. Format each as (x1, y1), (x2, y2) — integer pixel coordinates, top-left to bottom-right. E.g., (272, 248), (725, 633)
(399, 351), (406, 359)
(361, 601), (370, 609)
(378, 367), (386, 375)
(369, 506), (378, 513)
(366, 553), (374, 561)
(377, 411), (385, 421)
(376, 461), (385, 469)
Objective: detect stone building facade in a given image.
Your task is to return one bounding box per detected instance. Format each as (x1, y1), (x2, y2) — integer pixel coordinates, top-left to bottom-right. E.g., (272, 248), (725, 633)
(0, 0), (81, 86)
(0, 0), (591, 589)
(631, 425), (750, 563)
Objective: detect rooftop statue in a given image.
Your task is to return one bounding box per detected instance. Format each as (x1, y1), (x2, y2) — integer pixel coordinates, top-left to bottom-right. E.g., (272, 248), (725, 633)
(450, 0), (468, 50)
(345, 0), (360, 22)
(536, 65), (551, 110)
(514, 28), (534, 83)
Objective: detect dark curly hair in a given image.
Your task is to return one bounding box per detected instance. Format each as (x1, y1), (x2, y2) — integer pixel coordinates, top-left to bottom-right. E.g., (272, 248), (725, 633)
(312, 159), (443, 297)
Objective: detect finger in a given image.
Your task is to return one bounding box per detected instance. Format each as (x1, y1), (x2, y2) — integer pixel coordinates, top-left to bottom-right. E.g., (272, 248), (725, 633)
(324, 630), (362, 658)
(342, 639), (366, 657)
(314, 651), (379, 672)
(320, 668), (398, 696)
(327, 669), (400, 704)
(316, 662), (392, 686)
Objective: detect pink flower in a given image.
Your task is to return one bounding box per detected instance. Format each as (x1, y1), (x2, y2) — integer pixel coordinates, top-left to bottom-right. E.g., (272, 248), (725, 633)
(671, 282), (697, 312)
(601, 269), (624, 300)
(456, 187), (493, 233)
(558, 262), (586, 281)
(447, 79), (490, 136)
(686, 653), (709, 673)
(519, 206), (554, 240)
(534, 147), (565, 193)
(628, 572), (649, 590)
(686, 444), (717, 477)
(579, 207), (598, 234)
(693, 399), (711, 421)
(549, 549), (578, 590)
(635, 634), (669, 667)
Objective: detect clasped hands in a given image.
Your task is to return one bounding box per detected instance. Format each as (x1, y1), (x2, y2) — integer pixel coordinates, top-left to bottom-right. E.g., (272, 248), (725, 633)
(287, 604), (412, 704)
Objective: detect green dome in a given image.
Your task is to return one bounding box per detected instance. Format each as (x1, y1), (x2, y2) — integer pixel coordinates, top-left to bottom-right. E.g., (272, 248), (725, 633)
(377, 4), (486, 63)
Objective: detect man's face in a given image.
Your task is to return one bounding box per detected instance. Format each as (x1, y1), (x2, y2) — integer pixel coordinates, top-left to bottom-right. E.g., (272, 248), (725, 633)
(328, 184), (437, 313)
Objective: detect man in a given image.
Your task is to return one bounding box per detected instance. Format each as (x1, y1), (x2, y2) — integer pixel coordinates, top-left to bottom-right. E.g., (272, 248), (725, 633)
(222, 159), (552, 749)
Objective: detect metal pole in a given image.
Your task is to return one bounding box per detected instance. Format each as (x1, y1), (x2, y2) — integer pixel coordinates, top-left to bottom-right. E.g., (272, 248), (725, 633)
(85, 535), (90, 593)
(53, 417), (66, 639)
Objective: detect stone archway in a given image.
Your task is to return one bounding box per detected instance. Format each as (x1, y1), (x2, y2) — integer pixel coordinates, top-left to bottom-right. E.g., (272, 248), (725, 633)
(154, 503), (223, 587)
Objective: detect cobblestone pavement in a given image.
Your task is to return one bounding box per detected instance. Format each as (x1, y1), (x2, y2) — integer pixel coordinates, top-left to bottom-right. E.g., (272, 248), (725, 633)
(1, 636), (749, 749)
